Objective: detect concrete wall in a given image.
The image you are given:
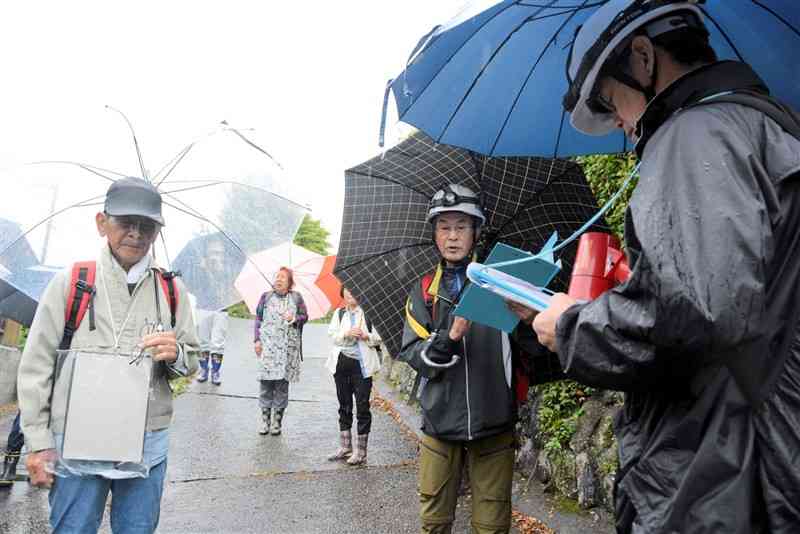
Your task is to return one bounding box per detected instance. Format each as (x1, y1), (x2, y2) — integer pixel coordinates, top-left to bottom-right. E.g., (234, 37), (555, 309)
(0, 345), (21, 405)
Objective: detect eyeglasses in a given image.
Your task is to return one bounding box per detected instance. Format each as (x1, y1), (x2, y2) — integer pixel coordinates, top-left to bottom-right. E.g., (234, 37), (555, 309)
(435, 223), (473, 237)
(109, 215), (161, 237)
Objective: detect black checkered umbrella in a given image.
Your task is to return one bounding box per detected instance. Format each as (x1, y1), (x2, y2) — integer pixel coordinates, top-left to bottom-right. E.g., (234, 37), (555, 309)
(336, 132), (606, 357)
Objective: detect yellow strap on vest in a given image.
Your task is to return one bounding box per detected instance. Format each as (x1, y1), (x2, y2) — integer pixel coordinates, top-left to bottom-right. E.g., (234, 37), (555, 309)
(405, 298), (430, 339)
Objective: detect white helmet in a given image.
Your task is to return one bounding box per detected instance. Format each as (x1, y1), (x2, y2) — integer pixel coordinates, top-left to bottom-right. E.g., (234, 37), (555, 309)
(563, 0), (705, 135)
(426, 184), (486, 225)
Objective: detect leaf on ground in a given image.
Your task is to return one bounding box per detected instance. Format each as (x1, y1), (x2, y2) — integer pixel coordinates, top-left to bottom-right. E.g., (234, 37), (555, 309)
(512, 510), (555, 534)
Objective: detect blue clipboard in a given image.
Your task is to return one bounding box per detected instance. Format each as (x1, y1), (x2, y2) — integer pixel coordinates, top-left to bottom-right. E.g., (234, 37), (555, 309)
(454, 234), (561, 332)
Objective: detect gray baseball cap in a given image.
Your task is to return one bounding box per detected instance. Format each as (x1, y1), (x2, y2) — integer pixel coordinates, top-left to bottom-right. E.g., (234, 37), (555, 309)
(104, 177), (165, 226)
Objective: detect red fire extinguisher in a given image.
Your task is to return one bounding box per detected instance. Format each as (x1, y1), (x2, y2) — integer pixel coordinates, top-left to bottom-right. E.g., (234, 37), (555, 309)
(567, 232), (631, 301)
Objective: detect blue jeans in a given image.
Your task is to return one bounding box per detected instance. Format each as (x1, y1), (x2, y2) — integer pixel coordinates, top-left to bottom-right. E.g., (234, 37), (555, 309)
(49, 459), (167, 534)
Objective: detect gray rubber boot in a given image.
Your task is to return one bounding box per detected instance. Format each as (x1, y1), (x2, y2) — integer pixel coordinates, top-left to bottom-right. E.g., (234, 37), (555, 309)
(327, 430), (353, 461)
(347, 434), (369, 465)
(259, 409), (271, 435)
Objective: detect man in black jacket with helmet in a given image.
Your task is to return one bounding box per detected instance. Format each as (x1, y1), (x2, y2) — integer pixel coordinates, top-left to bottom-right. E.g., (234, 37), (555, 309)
(398, 184), (522, 534)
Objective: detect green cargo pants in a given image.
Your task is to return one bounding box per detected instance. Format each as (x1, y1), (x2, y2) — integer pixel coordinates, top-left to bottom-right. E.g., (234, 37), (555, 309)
(418, 431), (515, 534)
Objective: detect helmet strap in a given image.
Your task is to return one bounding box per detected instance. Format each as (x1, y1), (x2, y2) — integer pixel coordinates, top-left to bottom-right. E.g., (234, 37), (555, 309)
(608, 48), (658, 103)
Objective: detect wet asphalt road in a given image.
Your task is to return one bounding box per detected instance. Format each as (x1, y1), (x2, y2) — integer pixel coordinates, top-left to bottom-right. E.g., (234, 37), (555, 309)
(0, 319), (473, 533)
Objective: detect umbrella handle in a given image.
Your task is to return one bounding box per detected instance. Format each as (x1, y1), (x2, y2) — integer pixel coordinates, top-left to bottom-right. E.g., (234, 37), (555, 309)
(420, 332), (461, 369)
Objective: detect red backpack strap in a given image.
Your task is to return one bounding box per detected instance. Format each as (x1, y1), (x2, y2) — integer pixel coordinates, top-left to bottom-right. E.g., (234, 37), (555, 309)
(420, 271), (436, 323)
(60, 261), (97, 351)
(420, 272), (434, 304)
(156, 270), (180, 328)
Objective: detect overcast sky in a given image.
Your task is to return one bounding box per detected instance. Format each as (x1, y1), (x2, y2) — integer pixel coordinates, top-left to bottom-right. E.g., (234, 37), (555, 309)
(0, 1), (469, 250)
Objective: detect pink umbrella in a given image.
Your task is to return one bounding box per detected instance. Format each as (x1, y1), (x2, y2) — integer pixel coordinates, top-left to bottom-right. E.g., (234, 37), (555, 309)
(234, 242), (333, 320)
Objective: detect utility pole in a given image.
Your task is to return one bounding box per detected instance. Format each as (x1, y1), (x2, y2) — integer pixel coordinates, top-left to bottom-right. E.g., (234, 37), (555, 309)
(40, 184), (58, 265)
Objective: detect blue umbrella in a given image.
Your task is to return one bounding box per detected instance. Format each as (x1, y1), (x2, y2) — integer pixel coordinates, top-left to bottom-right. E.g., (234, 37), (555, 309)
(383, 0), (800, 157)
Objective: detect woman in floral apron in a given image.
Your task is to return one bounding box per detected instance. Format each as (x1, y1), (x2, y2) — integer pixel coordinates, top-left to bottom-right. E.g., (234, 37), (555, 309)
(253, 267), (308, 435)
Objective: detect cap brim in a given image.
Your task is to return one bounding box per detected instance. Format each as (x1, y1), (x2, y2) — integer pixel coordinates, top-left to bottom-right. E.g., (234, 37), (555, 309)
(105, 205), (165, 226)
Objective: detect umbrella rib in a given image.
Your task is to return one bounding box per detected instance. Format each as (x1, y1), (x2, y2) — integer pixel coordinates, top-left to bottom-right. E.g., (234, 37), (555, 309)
(750, 1), (800, 38)
(397, 0), (522, 124)
(161, 181), (296, 243)
(154, 124), (283, 187)
(154, 144), (194, 187)
(106, 105), (149, 181)
(700, 7), (745, 62)
(479, 163), (573, 245)
(159, 195), (275, 289)
(518, 1), (603, 6)
(160, 195), (208, 220)
(225, 127), (284, 171)
(344, 168), (432, 199)
(468, 151), (487, 210)
(158, 230), (172, 270)
(487, 1), (589, 155)
(159, 181), (231, 196)
(0, 192), (108, 258)
(153, 124), (231, 185)
(552, 105), (572, 158)
(294, 277), (329, 316)
(333, 242), (434, 275)
(439, 0), (578, 154)
(158, 180), (310, 211)
(29, 160), (124, 182)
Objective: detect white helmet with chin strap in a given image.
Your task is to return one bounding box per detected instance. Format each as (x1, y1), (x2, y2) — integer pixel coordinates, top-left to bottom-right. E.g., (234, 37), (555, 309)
(426, 184), (486, 227)
(563, 0), (706, 136)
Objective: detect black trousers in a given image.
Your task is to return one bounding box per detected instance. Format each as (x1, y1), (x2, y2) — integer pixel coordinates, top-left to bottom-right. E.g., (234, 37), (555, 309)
(334, 353), (373, 435)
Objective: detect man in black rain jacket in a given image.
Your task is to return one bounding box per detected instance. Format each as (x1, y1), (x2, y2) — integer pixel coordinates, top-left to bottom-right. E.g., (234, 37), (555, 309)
(398, 184), (530, 534)
(533, 2), (800, 532)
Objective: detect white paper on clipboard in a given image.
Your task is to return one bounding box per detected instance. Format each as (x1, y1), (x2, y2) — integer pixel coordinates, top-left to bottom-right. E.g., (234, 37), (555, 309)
(466, 263), (553, 312)
(61, 352), (152, 463)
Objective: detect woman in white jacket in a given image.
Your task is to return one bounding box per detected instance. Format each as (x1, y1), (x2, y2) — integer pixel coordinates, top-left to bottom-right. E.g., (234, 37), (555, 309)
(325, 287), (381, 465)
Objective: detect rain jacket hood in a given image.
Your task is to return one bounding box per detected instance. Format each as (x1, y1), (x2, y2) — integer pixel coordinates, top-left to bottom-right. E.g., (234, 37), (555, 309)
(552, 61), (800, 532)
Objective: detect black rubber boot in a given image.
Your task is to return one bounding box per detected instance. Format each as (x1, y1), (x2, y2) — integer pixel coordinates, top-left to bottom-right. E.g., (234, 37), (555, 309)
(0, 452), (19, 488)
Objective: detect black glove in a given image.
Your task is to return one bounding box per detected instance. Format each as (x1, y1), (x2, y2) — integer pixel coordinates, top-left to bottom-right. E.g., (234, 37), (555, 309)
(425, 329), (459, 363)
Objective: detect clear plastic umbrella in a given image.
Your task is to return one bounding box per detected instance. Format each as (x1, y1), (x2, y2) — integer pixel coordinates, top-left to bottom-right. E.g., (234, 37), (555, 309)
(0, 111), (309, 313)
(0, 217), (59, 325)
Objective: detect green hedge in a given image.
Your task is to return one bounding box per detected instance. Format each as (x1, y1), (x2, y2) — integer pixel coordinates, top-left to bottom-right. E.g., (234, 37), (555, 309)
(535, 153), (636, 453)
(576, 153), (638, 239)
